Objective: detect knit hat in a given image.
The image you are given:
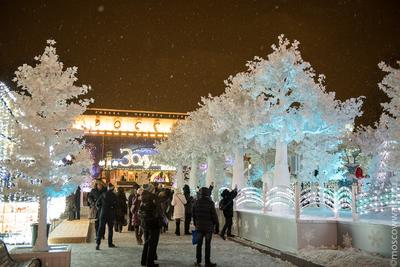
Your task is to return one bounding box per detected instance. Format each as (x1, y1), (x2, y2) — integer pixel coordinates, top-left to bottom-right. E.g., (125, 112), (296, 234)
(143, 184), (155, 193)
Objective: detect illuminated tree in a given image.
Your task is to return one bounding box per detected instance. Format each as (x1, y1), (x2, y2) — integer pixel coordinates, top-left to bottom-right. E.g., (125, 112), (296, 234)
(238, 35), (363, 187)
(356, 61), (400, 185)
(0, 40), (93, 251)
(203, 83), (267, 189)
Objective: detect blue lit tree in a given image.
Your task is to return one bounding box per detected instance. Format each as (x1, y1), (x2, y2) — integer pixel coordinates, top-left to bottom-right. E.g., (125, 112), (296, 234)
(236, 35), (364, 187)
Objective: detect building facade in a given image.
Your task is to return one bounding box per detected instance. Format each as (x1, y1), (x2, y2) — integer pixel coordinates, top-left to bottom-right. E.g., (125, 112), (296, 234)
(74, 108), (188, 188)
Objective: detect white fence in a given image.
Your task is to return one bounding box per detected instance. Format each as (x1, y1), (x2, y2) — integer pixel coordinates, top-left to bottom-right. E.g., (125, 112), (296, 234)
(232, 184), (400, 220)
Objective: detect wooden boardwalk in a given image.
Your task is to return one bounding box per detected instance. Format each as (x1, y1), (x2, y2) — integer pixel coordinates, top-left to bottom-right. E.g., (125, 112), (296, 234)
(49, 219), (90, 244)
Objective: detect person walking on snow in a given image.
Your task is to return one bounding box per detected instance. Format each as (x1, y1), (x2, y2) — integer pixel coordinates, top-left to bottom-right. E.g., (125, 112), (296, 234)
(139, 184), (162, 267)
(95, 183), (118, 250)
(88, 180), (106, 239)
(193, 187), (219, 267)
(219, 185), (238, 240)
(171, 188), (187, 236)
(115, 187), (128, 233)
(131, 188), (144, 244)
(183, 184), (194, 235)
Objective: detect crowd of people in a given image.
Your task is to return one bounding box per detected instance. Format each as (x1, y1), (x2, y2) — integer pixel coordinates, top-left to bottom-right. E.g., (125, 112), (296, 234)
(87, 179), (238, 267)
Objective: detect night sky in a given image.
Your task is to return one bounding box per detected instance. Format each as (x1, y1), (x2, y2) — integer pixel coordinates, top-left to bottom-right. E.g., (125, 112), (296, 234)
(1, 1), (399, 126)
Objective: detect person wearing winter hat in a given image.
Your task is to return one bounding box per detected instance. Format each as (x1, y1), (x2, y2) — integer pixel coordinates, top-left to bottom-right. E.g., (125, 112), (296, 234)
(192, 187), (219, 267)
(95, 183), (118, 250)
(140, 184), (162, 267)
(219, 185), (238, 240)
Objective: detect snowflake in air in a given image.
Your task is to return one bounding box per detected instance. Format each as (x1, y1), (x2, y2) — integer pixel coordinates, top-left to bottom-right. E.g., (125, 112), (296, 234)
(342, 232), (352, 248)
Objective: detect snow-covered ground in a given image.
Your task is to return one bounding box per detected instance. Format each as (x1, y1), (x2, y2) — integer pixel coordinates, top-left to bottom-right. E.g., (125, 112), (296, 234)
(70, 225), (295, 267)
(298, 247), (391, 267)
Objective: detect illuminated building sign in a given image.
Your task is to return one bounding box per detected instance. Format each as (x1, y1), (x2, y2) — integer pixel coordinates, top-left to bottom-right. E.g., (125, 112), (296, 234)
(120, 148), (155, 169)
(99, 148), (175, 171)
(74, 108), (188, 138)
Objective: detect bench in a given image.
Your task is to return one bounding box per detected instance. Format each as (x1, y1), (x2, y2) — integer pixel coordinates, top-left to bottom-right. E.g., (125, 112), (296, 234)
(0, 240), (41, 267)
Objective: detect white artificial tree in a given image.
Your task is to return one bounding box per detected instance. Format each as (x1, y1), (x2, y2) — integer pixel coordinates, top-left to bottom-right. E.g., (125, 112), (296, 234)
(0, 40), (93, 251)
(356, 61), (400, 187)
(184, 105), (225, 188)
(154, 123), (187, 189)
(296, 136), (345, 184)
(377, 61), (400, 178)
(204, 83), (267, 189)
(237, 35), (363, 187)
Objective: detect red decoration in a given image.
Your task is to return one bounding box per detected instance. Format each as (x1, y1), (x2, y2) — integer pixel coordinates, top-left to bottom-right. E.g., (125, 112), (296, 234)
(355, 167), (364, 179)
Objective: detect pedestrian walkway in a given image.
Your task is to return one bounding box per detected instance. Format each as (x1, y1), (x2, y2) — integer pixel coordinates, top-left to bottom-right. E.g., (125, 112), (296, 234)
(70, 227), (295, 267)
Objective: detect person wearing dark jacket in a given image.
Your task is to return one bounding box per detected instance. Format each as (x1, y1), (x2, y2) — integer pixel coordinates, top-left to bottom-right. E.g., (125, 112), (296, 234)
(139, 184), (162, 267)
(219, 185), (238, 240)
(74, 186), (81, 220)
(115, 187), (128, 233)
(95, 183), (118, 250)
(193, 187), (218, 267)
(183, 184), (194, 235)
(127, 189), (135, 231)
(131, 188), (144, 244)
(88, 180), (106, 238)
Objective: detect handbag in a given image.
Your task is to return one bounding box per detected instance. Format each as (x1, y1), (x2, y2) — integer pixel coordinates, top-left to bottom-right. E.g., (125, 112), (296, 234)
(162, 214), (169, 227)
(192, 230), (198, 245)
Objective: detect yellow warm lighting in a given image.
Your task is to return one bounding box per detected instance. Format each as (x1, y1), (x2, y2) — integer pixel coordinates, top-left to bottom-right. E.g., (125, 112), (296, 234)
(74, 110), (184, 137)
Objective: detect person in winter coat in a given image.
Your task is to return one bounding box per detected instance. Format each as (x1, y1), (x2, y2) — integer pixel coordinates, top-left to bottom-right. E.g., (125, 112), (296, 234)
(131, 188), (144, 244)
(171, 188), (187, 236)
(183, 184), (194, 235)
(219, 185), (238, 240)
(192, 187), (219, 267)
(157, 189), (169, 233)
(74, 186), (81, 220)
(95, 183), (118, 250)
(127, 189), (135, 231)
(165, 188), (174, 220)
(88, 180), (106, 238)
(139, 184), (162, 267)
(115, 187), (128, 233)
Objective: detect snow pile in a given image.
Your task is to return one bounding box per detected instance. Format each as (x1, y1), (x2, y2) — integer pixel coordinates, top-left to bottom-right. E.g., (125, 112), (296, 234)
(298, 247), (390, 267)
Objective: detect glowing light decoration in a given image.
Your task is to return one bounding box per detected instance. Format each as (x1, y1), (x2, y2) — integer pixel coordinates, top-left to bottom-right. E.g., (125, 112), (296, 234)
(264, 185), (295, 211)
(235, 187), (264, 209)
(73, 109), (185, 136)
(357, 187), (400, 215)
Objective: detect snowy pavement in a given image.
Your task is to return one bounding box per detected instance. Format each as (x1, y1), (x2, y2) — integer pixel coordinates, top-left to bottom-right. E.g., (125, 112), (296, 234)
(70, 226), (295, 267)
